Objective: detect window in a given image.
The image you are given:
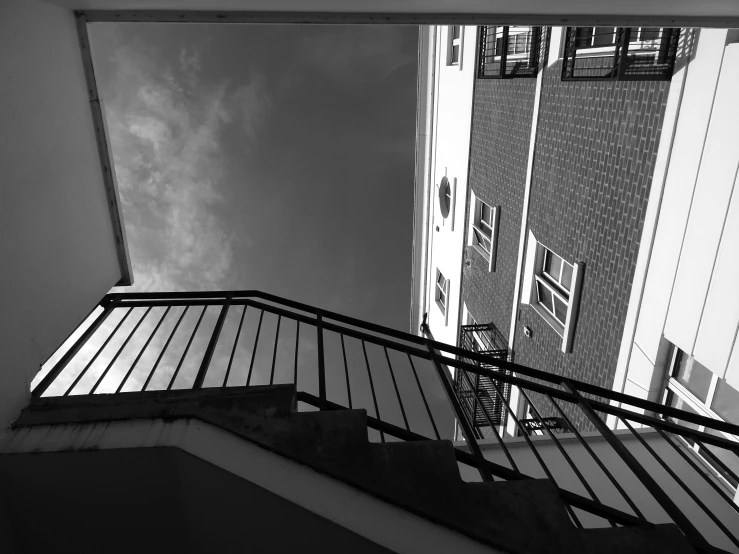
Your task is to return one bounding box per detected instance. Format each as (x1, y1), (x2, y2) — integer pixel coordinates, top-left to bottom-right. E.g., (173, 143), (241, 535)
(561, 26), (680, 81)
(662, 345), (739, 490)
(435, 269), (450, 324)
(447, 26), (463, 68)
(478, 26), (547, 79)
(468, 192), (499, 272)
(534, 249), (573, 326)
(521, 231), (584, 353)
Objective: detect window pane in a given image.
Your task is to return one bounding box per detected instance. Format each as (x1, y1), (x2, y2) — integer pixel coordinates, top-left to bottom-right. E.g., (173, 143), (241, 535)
(674, 353), (713, 403)
(711, 379), (739, 426)
(553, 296), (568, 324)
(452, 45), (460, 63)
(561, 262), (573, 291)
(701, 427), (739, 489)
(667, 391), (700, 434)
(544, 251), (562, 281)
(536, 282), (554, 312)
(452, 26), (461, 40)
(480, 203), (492, 225)
(593, 27), (617, 47)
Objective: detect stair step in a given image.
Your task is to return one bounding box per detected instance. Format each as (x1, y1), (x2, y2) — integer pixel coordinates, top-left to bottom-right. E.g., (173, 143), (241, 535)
(579, 524), (698, 554)
(463, 479), (584, 554)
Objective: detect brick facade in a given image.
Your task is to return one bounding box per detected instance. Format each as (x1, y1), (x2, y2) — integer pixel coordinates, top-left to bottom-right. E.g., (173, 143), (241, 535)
(461, 77), (536, 340)
(461, 51), (670, 431)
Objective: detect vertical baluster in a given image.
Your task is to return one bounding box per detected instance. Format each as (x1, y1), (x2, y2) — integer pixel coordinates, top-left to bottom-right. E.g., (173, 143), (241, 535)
(294, 321), (300, 389)
(223, 305), (247, 388)
(407, 354), (440, 440)
(194, 297), (231, 389)
(269, 315), (282, 386)
(142, 306), (189, 391)
(562, 379), (707, 545)
(547, 394), (645, 521)
(384, 347), (410, 431)
(33, 300), (116, 397)
(167, 305), (206, 390)
(316, 310), (327, 410)
(620, 418), (736, 549)
(425, 341), (493, 482)
(246, 310), (264, 386)
(90, 307), (152, 394)
(63, 307), (133, 396)
(116, 306), (171, 393)
(518, 387), (605, 526)
(458, 368), (518, 472)
(341, 334), (352, 409)
(361, 341), (384, 443)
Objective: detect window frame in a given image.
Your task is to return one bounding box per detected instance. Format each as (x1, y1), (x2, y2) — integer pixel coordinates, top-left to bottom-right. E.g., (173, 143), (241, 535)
(467, 192), (499, 272)
(662, 345), (739, 492)
(447, 25), (464, 69)
(520, 231), (584, 353)
(435, 269), (450, 325)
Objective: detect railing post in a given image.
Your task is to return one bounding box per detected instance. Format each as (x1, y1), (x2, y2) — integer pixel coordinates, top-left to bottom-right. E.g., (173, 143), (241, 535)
(193, 295), (231, 389)
(500, 25), (509, 77)
(425, 338), (493, 482)
(616, 27), (631, 80)
(32, 297), (117, 398)
(561, 379), (709, 548)
(316, 309), (327, 410)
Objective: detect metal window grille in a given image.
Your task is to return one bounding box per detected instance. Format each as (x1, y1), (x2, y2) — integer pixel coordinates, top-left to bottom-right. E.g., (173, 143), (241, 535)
(562, 27), (680, 81)
(477, 26), (550, 79)
(521, 416), (572, 436)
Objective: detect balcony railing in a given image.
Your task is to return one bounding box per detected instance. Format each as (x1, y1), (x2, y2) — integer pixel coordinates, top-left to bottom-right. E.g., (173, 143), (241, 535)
(562, 27), (681, 81)
(31, 291), (739, 553)
(477, 26), (550, 79)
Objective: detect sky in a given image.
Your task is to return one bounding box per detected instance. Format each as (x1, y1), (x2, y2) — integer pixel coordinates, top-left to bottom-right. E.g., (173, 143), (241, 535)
(30, 23), (456, 440)
(92, 22), (419, 332)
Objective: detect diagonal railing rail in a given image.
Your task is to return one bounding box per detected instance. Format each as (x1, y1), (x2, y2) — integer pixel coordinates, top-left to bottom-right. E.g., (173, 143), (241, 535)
(31, 291), (739, 554)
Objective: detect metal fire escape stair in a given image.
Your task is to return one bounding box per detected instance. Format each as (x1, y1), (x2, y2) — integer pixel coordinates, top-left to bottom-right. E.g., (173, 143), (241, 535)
(14, 385), (698, 554)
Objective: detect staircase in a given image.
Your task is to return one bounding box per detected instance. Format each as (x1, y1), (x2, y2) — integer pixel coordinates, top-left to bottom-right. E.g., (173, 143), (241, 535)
(11, 385), (698, 554)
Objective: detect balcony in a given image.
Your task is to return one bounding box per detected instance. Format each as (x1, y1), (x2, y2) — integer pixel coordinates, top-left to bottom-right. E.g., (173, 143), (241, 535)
(477, 26), (550, 79)
(561, 27), (681, 81)
(455, 323), (512, 435)
(16, 291), (739, 553)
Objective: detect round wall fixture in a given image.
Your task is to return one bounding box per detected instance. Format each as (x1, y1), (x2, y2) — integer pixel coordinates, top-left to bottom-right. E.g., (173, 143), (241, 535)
(439, 177), (451, 218)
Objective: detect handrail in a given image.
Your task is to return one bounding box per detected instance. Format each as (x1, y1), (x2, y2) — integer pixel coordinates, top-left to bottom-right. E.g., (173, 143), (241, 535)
(31, 291), (739, 553)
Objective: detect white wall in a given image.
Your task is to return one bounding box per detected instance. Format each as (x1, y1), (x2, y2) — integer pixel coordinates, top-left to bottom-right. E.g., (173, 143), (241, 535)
(423, 26), (476, 346)
(0, 0), (123, 430)
(615, 30), (739, 407)
(0, 418), (503, 554)
(458, 430), (739, 553)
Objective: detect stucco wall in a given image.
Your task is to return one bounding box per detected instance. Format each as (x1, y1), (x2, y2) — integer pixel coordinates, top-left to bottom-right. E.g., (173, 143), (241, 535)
(0, 0), (122, 430)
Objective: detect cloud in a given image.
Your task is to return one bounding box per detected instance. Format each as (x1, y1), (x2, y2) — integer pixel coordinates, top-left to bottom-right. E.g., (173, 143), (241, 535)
(101, 37), (267, 293)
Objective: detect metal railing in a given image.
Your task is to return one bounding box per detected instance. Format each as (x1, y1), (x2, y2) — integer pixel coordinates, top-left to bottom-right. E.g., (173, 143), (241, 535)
(32, 291), (739, 553)
(477, 26), (550, 79)
(562, 27), (681, 81)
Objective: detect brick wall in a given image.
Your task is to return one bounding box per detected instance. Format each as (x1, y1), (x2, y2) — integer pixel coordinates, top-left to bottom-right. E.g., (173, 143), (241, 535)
(514, 60), (670, 430)
(461, 77), (537, 340)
